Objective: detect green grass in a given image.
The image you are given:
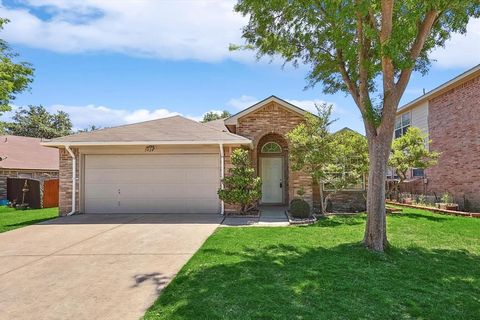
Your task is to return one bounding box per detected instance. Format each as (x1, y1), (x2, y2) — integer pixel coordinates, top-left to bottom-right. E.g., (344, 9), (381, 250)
(144, 207), (480, 320)
(0, 206), (58, 233)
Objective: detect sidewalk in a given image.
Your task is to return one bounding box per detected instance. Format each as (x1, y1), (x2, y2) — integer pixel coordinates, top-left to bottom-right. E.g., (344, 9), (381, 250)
(221, 206), (289, 227)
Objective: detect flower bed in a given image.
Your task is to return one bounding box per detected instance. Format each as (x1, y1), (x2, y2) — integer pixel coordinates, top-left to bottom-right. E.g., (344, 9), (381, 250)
(386, 201), (480, 218)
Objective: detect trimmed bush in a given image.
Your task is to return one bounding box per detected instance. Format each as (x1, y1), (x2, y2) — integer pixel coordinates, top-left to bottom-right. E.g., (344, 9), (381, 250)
(289, 198), (311, 218)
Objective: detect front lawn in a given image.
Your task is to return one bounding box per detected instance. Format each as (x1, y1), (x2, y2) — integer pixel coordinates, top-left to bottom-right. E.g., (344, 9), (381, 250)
(0, 206), (58, 233)
(144, 208), (480, 319)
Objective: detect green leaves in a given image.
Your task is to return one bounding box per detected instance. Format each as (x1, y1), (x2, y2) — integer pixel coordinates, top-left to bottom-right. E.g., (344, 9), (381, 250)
(286, 103), (369, 191)
(218, 148), (262, 214)
(234, 0), (479, 124)
(5, 105), (73, 138)
(201, 110), (231, 123)
(388, 127), (440, 182)
(0, 18), (34, 114)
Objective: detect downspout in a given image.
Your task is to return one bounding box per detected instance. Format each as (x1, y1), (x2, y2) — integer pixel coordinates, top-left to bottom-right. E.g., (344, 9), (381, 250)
(219, 143), (225, 215)
(65, 145), (76, 216)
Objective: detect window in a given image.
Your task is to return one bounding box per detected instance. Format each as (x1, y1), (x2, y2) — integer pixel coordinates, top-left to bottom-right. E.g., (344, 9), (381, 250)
(395, 112), (411, 138)
(386, 167), (398, 180)
(412, 168), (425, 178)
(261, 142), (282, 153)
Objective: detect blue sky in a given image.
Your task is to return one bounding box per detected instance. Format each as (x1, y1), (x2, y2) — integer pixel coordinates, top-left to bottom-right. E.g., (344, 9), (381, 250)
(0, 1), (479, 133)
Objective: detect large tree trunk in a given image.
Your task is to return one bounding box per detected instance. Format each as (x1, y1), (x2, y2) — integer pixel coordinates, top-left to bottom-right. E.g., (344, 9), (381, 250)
(363, 133), (392, 251)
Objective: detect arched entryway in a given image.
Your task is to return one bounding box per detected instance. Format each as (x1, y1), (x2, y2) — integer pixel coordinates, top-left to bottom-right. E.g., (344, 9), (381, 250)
(257, 133), (289, 205)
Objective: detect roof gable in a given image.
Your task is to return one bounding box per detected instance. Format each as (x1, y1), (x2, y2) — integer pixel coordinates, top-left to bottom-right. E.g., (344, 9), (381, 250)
(398, 63), (480, 113)
(224, 95), (308, 126)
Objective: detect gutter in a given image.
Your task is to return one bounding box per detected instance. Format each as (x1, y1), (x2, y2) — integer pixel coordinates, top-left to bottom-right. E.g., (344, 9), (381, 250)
(65, 145), (76, 216)
(219, 143), (225, 215)
(41, 140), (252, 148)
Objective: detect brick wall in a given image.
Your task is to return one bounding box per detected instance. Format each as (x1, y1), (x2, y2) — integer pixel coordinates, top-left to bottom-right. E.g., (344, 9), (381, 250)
(427, 75), (480, 210)
(0, 169), (58, 200)
(59, 148), (80, 215)
(236, 101), (313, 206)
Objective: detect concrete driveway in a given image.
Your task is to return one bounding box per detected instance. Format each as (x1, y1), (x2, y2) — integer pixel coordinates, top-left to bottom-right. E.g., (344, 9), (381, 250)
(0, 213), (222, 320)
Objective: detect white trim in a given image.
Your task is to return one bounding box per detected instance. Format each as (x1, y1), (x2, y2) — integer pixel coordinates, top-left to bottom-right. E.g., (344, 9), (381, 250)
(41, 140), (252, 147)
(398, 64), (480, 113)
(224, 95), (308, 126)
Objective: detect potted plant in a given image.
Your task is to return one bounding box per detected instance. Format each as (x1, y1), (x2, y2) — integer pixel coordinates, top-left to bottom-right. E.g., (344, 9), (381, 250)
(436, 192), (459, 210)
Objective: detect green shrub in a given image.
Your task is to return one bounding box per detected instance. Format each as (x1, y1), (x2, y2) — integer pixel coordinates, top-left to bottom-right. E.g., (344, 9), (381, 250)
(441, 192), (454, 204)
(289, 198), (311, 218)
(218, 149), (262, 214)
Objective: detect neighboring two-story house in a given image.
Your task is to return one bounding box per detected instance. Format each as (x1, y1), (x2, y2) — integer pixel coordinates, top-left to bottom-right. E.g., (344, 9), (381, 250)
(393, 64), (480, 210)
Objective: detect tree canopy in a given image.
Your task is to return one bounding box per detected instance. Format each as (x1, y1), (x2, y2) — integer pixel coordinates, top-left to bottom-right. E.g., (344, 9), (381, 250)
(0, 18), (34, 115)
(202, 110), (231, 122)
(234, 1), (479, 129)
(6, 105), (73, 139)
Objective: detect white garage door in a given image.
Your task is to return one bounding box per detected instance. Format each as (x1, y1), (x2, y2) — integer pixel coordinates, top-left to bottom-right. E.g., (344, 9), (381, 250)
(84, 154), (220, 214)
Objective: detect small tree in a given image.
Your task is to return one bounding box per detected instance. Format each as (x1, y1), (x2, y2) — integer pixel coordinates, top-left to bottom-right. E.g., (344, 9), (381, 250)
(218, 148), (262, 214)
(388, 126), (439, 197)
(287, 104), (368, 214)
(202, 110), (232, 123)
(322, 129), (369, 211)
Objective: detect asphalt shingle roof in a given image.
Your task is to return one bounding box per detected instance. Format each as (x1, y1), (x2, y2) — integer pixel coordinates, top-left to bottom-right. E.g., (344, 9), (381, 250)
(47, 115), (250, 144)
(0, 135), (59, 170)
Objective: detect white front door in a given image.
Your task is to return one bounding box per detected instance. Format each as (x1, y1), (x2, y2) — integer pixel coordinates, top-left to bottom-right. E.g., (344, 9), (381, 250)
(260, 157), (283, 204)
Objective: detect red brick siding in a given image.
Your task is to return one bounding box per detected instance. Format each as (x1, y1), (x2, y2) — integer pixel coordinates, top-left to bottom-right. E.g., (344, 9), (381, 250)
(236, 101), (313, 206)
(427, 75), (480, 210)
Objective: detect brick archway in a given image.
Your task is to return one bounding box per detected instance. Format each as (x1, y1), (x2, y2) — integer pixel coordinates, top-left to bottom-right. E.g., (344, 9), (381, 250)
(256, 133), (289, 205)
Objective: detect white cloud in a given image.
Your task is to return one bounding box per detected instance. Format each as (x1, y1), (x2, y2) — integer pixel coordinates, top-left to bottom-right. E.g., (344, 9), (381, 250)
(431, 18), (480, 69)
(0, 103), (233, 130)
(0, 0), (251, 62)
(226, 95), (259, 110)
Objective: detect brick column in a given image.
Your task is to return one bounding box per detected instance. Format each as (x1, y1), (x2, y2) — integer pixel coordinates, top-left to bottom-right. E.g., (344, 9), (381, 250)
(59, 148), (80, 215)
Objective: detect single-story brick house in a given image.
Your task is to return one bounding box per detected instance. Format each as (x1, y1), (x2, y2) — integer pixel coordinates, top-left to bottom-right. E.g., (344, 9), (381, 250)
(391, 64), (480, 210)
(0, 135), (59, 203)
(43, 96), (365, 215)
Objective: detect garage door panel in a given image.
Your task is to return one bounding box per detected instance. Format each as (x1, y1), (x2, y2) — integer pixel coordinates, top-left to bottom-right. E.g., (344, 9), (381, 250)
(85, 154), (219, 169)
(85, 198), (219, 214)
(84, 154), (220, 214)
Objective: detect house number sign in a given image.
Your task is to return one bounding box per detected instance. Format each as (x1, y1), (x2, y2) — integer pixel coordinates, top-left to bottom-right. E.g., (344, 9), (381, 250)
(145, 145), (156, 152)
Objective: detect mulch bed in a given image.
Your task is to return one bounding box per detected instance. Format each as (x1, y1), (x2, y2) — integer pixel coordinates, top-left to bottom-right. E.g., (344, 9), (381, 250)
(285, 210), (317, 225)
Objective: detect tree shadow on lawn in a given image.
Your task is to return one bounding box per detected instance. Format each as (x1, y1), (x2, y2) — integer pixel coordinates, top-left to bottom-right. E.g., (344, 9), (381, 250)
(313, 215), (365, 228)
(389, 212), (449, 223)
(144, 242), (480, 320)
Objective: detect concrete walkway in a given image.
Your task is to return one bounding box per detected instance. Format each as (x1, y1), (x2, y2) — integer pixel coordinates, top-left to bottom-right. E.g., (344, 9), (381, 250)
(222, 206), (289, 227)
(0, 213), (221, 320)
